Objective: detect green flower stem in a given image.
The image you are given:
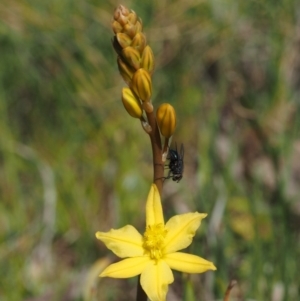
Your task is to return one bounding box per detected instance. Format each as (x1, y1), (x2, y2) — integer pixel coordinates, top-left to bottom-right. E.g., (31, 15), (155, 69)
(223, 280), (237, 301)
(146, 109), (164, 195)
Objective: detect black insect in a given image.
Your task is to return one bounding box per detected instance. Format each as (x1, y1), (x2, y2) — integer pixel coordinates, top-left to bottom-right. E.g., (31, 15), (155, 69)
(165, 143), (184, 182)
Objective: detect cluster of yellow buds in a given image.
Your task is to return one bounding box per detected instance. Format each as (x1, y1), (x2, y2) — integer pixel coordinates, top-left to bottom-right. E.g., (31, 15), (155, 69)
(112, 5), (176, 150)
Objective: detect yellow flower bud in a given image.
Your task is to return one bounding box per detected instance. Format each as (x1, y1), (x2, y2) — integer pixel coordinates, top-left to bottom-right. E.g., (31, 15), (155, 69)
(117, 57), (135, 84)
(131, 68), (152, 102)
(124, 22), (137, 38)
(141, 45), (155, 75)
(112, 20), (122, 34)
(121, 87), (143, 118)
(113, 5), (130, 25)
(156, 103), (176, 138)
(116, 33), (132, 49)
(128, 11), (138, 24)
(121, 46), (140, 70)
(131, 32), (146, 54)
(135, 20), (143, 33)
(112, 36), (122, 56)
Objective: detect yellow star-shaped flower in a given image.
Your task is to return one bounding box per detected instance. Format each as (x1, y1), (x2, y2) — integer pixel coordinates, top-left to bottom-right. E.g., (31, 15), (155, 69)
(96, 184), (216, 301)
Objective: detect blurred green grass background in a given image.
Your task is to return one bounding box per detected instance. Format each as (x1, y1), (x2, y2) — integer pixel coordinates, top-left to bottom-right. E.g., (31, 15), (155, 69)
(1, 0), (300, 300)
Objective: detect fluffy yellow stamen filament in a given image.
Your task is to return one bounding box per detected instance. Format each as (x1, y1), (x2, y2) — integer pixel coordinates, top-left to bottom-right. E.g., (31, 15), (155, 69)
(143, 224), (168, 261)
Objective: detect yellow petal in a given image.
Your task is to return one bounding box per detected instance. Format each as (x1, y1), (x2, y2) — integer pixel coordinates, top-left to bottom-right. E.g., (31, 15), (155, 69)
(140, 260), (174, 301)
(146, 184), (164, 227)
(96, 225), (144, 258)
(164, 252), (216, 273)
(164, 213), (207, 253)
(100, 257), (149, 278)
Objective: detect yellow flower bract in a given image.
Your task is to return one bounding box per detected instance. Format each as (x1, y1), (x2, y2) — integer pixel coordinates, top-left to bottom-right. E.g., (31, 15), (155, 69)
(95, 184), (216, 301)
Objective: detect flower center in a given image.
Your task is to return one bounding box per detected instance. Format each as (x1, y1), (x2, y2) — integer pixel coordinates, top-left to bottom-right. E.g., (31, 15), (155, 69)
(143, 223), (168, 261)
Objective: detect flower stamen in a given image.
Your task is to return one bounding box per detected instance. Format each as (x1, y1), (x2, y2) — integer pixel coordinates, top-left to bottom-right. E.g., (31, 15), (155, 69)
(143, 223), (168, 261)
